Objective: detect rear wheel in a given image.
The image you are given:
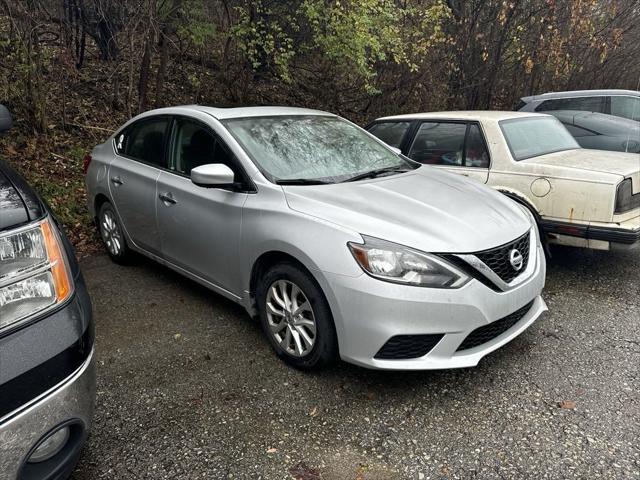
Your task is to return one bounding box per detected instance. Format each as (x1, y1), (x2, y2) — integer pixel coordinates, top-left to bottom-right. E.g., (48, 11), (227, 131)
(256, 262), (338, 370)
(98, 202), (132, 264)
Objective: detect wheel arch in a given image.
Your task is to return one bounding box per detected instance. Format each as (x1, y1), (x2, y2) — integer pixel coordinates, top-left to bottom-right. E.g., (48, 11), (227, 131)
(496, 187), (541, 219)
(249, 250), (321, 308)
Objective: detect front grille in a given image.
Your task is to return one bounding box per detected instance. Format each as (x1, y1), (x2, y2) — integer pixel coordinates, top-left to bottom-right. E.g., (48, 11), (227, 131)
(475, 231), (530, 283)
(456, 301), (534, 352)
(375, 334), (444, 360)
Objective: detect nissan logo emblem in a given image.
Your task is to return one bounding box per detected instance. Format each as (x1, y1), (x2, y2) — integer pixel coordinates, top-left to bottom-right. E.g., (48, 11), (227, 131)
(509, 249), (524, 271)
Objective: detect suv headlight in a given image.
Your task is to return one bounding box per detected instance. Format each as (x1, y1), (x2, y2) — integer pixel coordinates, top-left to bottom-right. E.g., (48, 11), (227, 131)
(348, 236), (469, 288)
(0, 218), (73, 331)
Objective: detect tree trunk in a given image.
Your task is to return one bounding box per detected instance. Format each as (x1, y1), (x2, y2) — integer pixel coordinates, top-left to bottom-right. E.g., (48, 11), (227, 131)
(138, 28), (154, 112)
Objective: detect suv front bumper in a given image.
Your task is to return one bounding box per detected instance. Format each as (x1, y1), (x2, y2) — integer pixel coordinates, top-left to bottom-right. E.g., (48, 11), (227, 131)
(0, 349), (95, 480)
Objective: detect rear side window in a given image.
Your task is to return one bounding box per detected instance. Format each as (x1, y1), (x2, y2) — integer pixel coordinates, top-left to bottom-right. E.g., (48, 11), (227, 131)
(610, 96), (640, 121)
(535, 96), (606, 113)
(367, 121), (411, 148)
(115, 118), (169, 168)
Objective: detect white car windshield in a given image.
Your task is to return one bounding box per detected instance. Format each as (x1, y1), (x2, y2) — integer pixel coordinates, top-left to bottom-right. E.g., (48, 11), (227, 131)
(500, 116), (580, 161)
(223, 115), (416, 183)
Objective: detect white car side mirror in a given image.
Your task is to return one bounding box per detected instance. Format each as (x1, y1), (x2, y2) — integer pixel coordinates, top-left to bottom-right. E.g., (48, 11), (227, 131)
(389, 146), (402, 155)
(191, 163), (235, 188)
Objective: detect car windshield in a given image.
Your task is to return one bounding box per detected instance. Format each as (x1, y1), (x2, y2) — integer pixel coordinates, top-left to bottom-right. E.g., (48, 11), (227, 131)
(500, 116), (580, 161)
(223, 115), (416, 183)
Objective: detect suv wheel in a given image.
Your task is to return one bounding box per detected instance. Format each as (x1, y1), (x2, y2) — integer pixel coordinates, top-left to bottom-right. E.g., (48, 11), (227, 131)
(257, 262), (338, 370)
(98, 202), (132, 264)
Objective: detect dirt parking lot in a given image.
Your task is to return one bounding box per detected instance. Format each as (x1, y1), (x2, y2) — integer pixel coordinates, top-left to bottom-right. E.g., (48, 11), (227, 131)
(71, 246), (639, 480)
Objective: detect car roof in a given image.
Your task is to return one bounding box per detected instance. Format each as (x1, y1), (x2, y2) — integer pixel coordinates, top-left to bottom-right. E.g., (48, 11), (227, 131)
(375, 110), (548, 122)
(143, 105), (336, 120)
(521, 89), (639, 102)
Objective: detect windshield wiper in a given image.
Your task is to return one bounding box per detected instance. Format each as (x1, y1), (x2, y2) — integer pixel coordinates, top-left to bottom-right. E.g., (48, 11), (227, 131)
(275, 178), (332, 185)
(341, 165), (412, 183)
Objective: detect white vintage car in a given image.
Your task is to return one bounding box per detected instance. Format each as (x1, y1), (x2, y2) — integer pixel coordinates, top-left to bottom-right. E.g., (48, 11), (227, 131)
(366, 111), (640, 251)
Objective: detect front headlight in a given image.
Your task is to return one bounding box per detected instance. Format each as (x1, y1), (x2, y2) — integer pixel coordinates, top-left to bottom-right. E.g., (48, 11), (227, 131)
(348, 236), (469, 288)
(0, 218), (73, 331)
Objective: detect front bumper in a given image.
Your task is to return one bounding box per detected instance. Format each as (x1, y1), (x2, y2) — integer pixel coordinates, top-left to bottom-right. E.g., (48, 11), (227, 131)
(319, 241), (547, 370)
(0, 349), (95, 480)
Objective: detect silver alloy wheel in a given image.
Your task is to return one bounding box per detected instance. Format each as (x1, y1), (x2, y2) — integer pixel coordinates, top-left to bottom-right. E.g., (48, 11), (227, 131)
(265, 279), (317, 357)
(100, 209), (123, 256)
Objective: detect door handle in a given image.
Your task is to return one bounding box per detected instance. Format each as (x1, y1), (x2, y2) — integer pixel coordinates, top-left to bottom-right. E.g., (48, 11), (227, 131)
(110, 176), (124, 186)
(158, 192), (177, 205)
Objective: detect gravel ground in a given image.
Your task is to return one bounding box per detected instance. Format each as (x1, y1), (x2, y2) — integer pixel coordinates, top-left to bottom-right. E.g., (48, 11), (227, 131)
(71, 246), (639, 480)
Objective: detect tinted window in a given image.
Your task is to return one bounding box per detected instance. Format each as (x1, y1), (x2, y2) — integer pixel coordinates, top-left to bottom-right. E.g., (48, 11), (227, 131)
(610, 96), (640, 121)
(536, 96), (606, 113)
(368, 122), (411, 148)
(465, 124), (490, 168)
(408, 122), (466, 165)
(171, 119), (239, 177)
(116, 118), (169, 167)
(500, 117), (580, 160)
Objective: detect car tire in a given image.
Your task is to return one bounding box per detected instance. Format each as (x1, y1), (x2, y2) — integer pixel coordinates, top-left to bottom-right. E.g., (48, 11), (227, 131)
(256, 262), (338, 370)
(98, 202), (132, 264)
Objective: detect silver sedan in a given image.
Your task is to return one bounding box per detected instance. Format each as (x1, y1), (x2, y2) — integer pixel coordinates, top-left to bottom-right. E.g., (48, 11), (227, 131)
(85, 106), (547, 370)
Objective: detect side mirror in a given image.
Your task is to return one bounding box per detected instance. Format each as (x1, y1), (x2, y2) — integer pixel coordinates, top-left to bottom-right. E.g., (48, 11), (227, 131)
(191, 163), (235, 188)
(0, 104), (13, 133)
(389, 146), (401, 155)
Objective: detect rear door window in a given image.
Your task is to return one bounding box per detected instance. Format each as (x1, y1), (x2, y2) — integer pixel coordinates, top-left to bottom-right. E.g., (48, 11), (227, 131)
(367, 121), (411, 148)
(116, 117), (169, 168)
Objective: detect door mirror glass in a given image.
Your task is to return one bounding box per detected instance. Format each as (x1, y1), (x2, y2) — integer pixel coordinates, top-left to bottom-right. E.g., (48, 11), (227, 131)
(0, 104), (13, 132)
(191, 163), (235, 187)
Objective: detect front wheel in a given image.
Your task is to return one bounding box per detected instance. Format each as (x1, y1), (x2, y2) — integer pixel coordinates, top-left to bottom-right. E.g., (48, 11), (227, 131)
(256, 262), (338, 370)
(98, 202), (132, 264)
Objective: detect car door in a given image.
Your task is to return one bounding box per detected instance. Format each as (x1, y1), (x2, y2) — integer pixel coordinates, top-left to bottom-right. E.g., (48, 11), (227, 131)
(109, 116), (170, 256)
(156, 116), (251, 296)
(406, 121), (490, 183)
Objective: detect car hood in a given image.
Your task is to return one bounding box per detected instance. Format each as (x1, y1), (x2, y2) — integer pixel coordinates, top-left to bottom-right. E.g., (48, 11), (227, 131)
(524, 149), (640, 192)
(282, 167), (530, 253)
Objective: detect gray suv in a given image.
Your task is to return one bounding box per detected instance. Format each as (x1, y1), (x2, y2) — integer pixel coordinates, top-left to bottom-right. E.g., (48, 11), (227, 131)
(517, 89), (640, 121)
(0, 105), (95, 479)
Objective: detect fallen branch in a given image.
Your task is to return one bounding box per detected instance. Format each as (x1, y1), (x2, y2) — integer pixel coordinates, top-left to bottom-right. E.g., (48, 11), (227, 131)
(65, 122), (113, 133)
